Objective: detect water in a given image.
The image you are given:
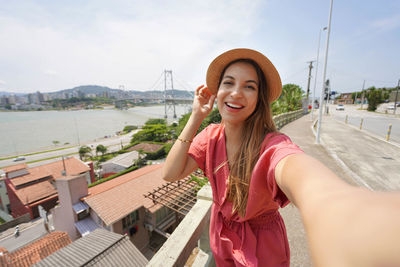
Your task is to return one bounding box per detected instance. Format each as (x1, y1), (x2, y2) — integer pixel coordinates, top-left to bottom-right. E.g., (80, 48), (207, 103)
(0, 105), (190, 156)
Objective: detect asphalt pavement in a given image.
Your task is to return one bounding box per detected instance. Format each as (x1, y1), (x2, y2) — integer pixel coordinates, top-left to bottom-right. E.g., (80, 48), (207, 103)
(279, 111), (400, 266)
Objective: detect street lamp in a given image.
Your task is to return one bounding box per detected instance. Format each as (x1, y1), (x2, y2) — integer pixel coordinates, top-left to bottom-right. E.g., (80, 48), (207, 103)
(316, 0), (334, 144)
(311, 26), (328, 121)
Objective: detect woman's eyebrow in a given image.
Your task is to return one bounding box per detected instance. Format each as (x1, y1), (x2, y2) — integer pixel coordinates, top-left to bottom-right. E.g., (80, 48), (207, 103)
(246, 80), (258, 85)
(222, 75), (235, 80)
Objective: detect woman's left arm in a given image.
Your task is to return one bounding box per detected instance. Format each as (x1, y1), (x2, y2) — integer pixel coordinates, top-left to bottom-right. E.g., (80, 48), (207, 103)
(275, 153), (400, 267)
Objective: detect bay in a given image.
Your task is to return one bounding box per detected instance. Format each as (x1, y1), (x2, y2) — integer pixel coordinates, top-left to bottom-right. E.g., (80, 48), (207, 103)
(0, 105), (191, 156)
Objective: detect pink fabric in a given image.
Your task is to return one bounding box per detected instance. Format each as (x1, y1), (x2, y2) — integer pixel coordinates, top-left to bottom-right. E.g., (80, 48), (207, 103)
(188, 124), (304, 267)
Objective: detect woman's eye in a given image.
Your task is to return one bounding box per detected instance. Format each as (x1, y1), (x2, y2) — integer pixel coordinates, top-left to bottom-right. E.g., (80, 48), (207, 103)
(223, 81), (233, 85)
(246, 85), (256, 90)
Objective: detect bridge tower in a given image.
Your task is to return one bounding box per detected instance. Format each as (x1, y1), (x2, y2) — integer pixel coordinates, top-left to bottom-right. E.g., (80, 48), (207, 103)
(164, 70), (177, 119)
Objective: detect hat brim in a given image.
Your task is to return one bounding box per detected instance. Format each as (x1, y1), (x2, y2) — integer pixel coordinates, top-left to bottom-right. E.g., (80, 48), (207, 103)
(206, 48), (282, 103)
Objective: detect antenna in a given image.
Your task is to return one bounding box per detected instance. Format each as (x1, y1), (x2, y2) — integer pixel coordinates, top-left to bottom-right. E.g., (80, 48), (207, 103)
(61, 156), (67, 176)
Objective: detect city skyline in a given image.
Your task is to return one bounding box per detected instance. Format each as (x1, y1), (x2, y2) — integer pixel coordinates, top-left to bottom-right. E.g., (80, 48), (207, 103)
(0, 0), (399, 95)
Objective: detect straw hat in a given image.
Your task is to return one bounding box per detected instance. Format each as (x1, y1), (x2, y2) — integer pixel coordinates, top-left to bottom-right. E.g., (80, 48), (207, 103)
(206, 48), (282, 103)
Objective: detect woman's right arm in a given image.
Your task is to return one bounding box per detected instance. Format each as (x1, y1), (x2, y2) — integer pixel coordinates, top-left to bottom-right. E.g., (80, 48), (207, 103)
(162, 85), (215, 182)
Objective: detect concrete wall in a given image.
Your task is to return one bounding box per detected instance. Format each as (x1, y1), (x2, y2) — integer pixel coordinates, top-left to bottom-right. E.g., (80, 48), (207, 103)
(4, 179), (31, 218)
(53, 174), (88, 241)
(0, 180), (10, 213)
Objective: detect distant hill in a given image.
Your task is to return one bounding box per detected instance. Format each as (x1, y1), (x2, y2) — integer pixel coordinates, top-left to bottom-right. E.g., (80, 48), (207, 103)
(0, 85), (194, 99)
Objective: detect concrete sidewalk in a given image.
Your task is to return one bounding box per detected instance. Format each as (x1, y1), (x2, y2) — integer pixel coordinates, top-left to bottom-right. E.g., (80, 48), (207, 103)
(278, 113), (400, 266)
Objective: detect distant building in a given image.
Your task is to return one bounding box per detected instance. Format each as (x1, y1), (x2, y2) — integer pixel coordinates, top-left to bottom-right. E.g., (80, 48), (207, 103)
(336, 93), (354, 104)
(2, 157), (94, 219)
(100, 150), (139, 178)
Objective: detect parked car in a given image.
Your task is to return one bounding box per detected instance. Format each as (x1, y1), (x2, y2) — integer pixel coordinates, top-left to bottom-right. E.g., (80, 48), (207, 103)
(336, 104), (345, 111)
(387, 104), (395, 110)
(13, 156), (26, 162)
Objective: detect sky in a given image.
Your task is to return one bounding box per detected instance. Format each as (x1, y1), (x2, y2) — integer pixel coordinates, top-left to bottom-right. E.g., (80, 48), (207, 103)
(0, 0), (399, 96)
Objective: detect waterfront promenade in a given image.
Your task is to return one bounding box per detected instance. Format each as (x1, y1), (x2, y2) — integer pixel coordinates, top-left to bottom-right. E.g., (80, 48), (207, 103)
(279, 112), (400, 266)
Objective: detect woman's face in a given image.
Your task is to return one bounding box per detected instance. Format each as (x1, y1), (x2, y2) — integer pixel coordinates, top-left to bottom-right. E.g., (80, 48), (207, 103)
(217, 61), (259, 127)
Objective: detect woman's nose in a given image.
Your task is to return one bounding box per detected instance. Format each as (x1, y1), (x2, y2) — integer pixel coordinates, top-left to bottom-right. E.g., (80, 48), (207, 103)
(230, 85), (243, 98)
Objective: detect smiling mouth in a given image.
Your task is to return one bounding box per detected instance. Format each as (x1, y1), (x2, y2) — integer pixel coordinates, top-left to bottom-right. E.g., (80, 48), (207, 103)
(225, 102), (244, 109)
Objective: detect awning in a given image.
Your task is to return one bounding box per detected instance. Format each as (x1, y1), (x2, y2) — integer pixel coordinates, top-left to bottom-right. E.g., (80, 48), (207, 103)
(73, 202), (89, 214)
(75, 217), (100, 236)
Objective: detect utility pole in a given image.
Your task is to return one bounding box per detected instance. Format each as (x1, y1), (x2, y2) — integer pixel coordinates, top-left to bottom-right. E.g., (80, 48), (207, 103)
(394, 79), (400, 115)
(360, 80), (366, 109)
(311, 26), (327, 121)
(306, 61), (315, 99)
(316, 0), (333, 144)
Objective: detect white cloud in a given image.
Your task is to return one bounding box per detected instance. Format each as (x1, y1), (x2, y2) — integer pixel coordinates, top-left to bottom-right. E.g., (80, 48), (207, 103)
(0, 80), (6, 85)
(0, 0), (264, 92)
(371, 14), (400, 31)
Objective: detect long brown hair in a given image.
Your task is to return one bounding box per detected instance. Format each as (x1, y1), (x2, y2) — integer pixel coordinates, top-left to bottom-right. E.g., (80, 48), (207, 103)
(221, 59), (277, 217)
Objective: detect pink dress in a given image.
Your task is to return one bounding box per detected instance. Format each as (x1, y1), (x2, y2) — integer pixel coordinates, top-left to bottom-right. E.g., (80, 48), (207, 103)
(188, 124), (304, 267)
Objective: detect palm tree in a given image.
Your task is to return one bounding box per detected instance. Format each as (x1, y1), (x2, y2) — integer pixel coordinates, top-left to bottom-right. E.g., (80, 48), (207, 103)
(79, 146), (92, 160)
(96, 144), (107, 157)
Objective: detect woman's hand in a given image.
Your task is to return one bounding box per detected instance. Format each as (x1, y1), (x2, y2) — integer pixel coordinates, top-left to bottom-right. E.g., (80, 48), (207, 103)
(192, 85), (216, 121)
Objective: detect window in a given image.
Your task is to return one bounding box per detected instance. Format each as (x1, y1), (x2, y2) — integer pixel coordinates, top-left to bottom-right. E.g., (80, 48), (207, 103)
(77, 209), (89, 220)
(122, 210), (139, 229)
(156, 206), (173, 224)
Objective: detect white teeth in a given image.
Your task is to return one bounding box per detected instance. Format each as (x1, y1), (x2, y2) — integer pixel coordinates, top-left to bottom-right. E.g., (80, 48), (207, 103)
(226, 102), (243, 109)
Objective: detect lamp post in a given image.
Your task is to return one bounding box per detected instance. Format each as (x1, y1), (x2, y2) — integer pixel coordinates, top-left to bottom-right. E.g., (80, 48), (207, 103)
(316, 0), (333, 144)
(311, 26), (328, 121)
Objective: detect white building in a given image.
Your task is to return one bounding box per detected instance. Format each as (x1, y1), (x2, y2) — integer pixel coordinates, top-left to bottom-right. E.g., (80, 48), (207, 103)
(100, 151), (139, 177)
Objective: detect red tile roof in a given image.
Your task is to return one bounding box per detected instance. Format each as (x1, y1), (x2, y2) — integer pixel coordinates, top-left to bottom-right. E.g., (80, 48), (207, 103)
(0, 231), (71, 267)
(10, 157), (89, 188)
(87, 164), (162, 197)
(3, 163), (28, 173)
(85, 164), (167, 226)
(15, 181), (58, 205)
(128, 143), (163, 153)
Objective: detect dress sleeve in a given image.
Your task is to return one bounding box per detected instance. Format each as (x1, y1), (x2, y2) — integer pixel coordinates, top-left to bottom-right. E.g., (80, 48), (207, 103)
(262, 134), (304, 207)
(187, 126), (210, 173)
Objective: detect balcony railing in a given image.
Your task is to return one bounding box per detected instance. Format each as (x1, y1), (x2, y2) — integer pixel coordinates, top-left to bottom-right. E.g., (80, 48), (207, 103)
(147, 184), (213, 267)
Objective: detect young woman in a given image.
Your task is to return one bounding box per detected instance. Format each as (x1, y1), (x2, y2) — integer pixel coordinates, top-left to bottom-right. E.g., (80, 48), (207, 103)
(162, 48), (400, 267)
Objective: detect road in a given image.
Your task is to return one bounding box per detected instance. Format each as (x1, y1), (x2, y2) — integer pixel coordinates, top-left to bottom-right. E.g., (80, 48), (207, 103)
(315, 104), (400, 145)
(0, 216), (51, 252)
(0, 132), (135, 169)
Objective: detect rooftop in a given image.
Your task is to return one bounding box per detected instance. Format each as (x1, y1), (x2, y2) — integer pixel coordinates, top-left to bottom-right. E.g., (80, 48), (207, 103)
(34, 229), (148, 267)
(0, 231), (71, 267)
(9, 157), (90, 188)
(3, 163), (28, 173)
(128, 143), (163, 153)
(15, 180), (58, 205)
(85, 164), (167, 226)
(100, 150), (139, 168)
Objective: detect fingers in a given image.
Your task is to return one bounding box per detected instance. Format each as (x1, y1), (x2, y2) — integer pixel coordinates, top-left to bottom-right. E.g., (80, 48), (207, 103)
(195, 85), (205, 96)
(207, 94), (216, 108)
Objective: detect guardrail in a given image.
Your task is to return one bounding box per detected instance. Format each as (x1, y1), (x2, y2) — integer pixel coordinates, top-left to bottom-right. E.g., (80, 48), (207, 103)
(273, 109), (304, 130)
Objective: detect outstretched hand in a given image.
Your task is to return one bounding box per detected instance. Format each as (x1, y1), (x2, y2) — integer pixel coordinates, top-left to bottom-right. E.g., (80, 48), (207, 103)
(192, 85), (216, 120)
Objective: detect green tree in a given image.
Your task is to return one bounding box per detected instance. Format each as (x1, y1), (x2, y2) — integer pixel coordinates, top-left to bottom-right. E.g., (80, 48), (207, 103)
(52, 140), (60, 146)
(365, 87), (383, 111)
(279, 84), (304, 112)
(123, 125), (138, 133)
(96, 144), (107, 156)
(145, 118), (166, 125)
(79, 146), (92, 160)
